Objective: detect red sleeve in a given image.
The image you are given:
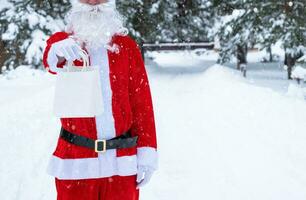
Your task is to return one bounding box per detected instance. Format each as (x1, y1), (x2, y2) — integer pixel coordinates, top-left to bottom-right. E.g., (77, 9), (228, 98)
(43, 32), (69, 75)
(128, 37), (157, 149)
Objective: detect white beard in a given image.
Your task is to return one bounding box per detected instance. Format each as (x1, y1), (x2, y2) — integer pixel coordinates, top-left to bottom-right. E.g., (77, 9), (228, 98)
(65, 1), (128, 51)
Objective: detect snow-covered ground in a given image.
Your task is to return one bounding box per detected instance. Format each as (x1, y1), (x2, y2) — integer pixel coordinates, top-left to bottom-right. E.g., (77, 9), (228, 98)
(1, 53), (306, 199)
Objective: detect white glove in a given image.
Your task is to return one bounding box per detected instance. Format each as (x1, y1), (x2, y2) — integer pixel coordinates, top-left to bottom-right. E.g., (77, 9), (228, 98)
(47, 38), (82, 73)
(52, 38), (82, 60)
(136, 165), (155, 188)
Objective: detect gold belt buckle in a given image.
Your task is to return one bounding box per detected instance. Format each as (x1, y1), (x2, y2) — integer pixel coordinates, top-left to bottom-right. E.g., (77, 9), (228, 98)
(95, 139), (106, 153)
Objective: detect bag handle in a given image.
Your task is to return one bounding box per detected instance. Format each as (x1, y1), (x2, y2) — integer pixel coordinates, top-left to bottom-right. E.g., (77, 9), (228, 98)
(66, 48), (90, 72)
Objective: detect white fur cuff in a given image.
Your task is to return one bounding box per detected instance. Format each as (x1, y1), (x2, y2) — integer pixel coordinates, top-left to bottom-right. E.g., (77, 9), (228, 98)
(137, 147), (158, 171)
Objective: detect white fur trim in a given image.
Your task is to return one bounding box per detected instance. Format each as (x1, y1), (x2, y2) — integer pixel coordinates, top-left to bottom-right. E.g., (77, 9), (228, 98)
(90, 46), (116, 140)
(137, 147), (158, 170)
(46, 154), (137, 180)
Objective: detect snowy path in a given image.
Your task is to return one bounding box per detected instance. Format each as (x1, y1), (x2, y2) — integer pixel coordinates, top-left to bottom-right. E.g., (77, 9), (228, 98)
(1, 64), (306, 200)
(145, 64), (306, 199)
(226, 62), (291, 94)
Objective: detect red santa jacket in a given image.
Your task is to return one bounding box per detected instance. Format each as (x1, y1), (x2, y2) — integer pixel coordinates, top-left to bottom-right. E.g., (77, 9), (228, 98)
(43, 32), (158, 179)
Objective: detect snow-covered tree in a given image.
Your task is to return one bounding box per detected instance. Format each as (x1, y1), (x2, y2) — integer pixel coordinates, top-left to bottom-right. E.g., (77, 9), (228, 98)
(117, 0), (213, 44)
(264, 0), (306, 79)
(157, 0), (213, 43)
(216, 0), (306, 79)
(216, 0), (263, 69)
(0, 0), (70, 72)
(117, 0), (160, 44)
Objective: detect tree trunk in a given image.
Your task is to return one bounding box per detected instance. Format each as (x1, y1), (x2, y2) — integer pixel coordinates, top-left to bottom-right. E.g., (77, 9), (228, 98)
(140, 41), (145, 60)
(236, 44), (248, 70)
(267, 45), (273, 62)
(284, 53), (295, 80)
(0, 40), (8, 74)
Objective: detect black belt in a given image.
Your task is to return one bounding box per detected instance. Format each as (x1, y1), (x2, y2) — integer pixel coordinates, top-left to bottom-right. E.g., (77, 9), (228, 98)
(59, 127), (138, 153)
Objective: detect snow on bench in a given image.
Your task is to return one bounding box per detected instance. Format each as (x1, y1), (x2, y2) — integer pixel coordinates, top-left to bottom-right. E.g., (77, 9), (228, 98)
(142, 42), (215, 51)
(291, 66), (306, 84)
(291, 55), (306, 84)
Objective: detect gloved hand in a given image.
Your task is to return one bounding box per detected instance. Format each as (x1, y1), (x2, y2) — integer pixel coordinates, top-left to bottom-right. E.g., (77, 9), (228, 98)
(136, 165), (155, 188)
(47, 38), (82, 73)
(52, 37), (82, 61)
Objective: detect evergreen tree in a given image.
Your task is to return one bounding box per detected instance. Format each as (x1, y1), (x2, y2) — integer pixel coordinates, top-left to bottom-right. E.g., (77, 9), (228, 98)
(216, 0), (262, 69)
(0, 0), (71, 72)
(157, 0), (213, 43)
(216, 0), (306, 79)
(262, 0), (306, 79)
(117, 0), (160, 45)
(117, 0), (213, 44)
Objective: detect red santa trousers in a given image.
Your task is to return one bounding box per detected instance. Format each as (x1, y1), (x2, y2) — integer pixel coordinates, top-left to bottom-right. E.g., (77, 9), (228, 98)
(55, 175), (139, 200)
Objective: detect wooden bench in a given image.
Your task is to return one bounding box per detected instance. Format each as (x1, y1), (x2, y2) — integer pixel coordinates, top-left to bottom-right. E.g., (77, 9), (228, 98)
(141, 42), (215, 58)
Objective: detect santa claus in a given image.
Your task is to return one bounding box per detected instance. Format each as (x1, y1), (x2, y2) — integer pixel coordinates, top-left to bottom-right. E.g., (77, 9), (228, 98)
(42, 0), (158, 199)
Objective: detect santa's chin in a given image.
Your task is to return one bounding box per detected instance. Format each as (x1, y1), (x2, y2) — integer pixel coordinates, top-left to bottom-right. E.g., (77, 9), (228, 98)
(66, 1), (128, 50)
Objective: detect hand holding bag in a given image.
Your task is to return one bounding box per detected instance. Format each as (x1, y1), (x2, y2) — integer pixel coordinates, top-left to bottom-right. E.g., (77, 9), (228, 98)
(53, 49), (104, 118)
